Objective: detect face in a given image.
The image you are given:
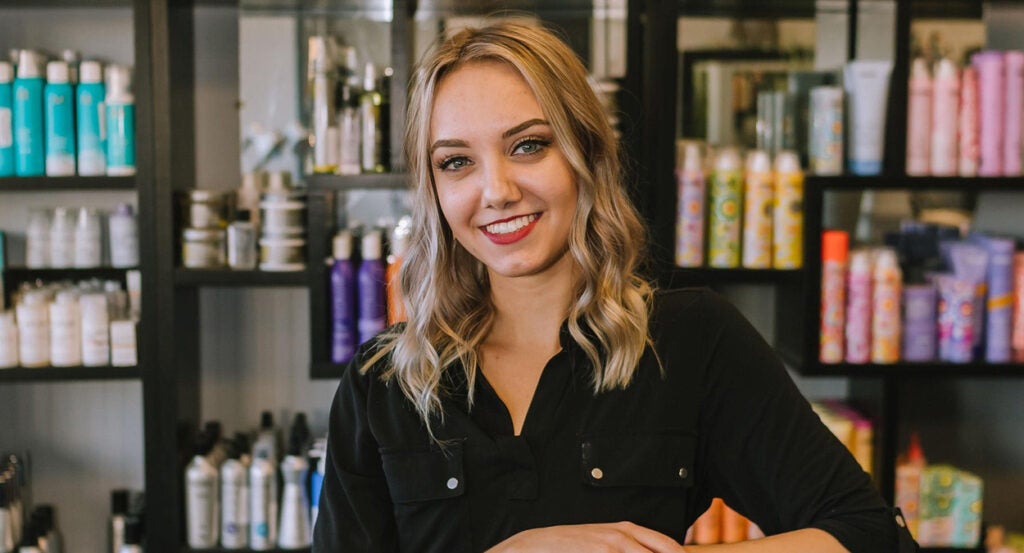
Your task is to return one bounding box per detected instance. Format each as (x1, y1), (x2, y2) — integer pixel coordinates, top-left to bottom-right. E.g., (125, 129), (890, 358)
(429, 60), (579, 283)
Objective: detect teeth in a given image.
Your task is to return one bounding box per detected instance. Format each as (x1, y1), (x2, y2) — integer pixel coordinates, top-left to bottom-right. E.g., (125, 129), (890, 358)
(485, 214), (538, 235)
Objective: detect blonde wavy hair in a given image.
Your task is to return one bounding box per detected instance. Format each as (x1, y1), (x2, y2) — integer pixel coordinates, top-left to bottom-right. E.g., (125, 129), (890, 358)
(364, 20), (654, 432)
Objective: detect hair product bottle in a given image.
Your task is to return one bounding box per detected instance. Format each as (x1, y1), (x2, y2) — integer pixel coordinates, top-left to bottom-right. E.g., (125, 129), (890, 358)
(742, 149), (773, 269)
(973, 51), (1005, 177)
(985, 237), (1015, 362)
(48, 291), (81, 368)
(675, 141), (706, 268)
(252, 411), (279, 466)
(249, 449), (278, 550)
(80, 293), (110, 366)
(708, 147), (743, 268)
(220, 439), (249, 549)
(109, 489), (129, 553)
(357, 230), (387, 344)
(959, 66), (980, 176)
(104, 65), (135, 176)
(76, 61), (106, 176)
(16, 291), (49, 368)
(1012, 252), (1024, 362)
(185, 438), (219, 548)
(32, 505), (62, 553)
(386, 219), (411, 325)
(809, 85), (844, 175)
(330, 230), (358, 363)
(902, 284), (937, 362)
(772, 150), (803, 269)
(0, 61), (15, 177)
(895, 433), (926, 540)
(906, 57), (932, 176)
(359, 63), (384, 173)
(277, 439), (311, 548)
(336, 82), (360, 175)
(13, 50), (44, 176)
(44, 61), (75, 176)
(1003, 51), (1024, 176)
(309, 36), (337, 175)
(930, 59), (960, 176)
(871, 248), (902, 364)
(844, 249), (872, 364)
(117, 516), (142, 553)
(820, 230), (848, 363)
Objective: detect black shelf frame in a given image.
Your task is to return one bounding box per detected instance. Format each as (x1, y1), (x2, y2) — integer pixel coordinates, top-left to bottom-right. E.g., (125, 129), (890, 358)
(174, 268), (310, 287)
(0, 176), (135, 191)
(662, 267), (803, 288)
(186, 548), (310, 553)
(807, 174), (1024, 192)
(0, 366), (140, 382)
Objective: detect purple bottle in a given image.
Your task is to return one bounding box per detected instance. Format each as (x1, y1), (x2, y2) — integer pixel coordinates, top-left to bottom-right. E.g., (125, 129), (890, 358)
(985, 237), (1015, 362)
(357, 229), (387, 345)
(902, 284), (937, 362)
(330, 230), (358, 363)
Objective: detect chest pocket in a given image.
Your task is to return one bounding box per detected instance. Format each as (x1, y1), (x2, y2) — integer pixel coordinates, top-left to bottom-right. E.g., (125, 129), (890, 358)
(380, 440), (466, 503)
(580, 431), (696, 488)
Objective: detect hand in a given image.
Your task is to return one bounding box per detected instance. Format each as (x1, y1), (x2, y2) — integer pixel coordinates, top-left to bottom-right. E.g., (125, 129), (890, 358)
(487, 521), (688, 553)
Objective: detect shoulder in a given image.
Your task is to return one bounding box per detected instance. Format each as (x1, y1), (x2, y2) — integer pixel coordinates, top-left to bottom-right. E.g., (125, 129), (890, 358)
(338, 324), (406, 393)
(646, 287), (750, 378)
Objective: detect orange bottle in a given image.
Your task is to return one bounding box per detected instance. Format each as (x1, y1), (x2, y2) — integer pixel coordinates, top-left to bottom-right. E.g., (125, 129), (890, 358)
(386, 219), (411, 325)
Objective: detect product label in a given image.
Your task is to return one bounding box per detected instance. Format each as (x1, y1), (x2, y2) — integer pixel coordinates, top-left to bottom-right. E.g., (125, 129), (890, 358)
(772, 174), (803, 269)
(0, 107), (11, 147)
(708, 170), (742, 268)
(819, 262), (845, 363)
(741, 171), (773, 269)
(675, 169), (705, 268)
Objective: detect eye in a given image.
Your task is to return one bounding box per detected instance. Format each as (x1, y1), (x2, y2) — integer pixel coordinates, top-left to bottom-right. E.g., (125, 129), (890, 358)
(437, 155), (471, 172)
(512, 137), (551, 156)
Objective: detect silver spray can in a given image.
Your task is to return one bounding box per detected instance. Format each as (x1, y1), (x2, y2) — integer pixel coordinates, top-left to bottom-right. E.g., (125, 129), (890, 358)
(249, 453), (278, 550)
(185, 453), (219, 548)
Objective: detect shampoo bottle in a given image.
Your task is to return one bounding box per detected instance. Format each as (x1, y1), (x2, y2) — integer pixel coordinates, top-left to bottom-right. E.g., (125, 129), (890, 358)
(930, 59), (960, 176)
(357, 230), (387, 344)
(359, 63), (384, 173)
(13, 50), (44, 177)
(220, 439), (250, 549)
(277, 439), (312, 548)
(386, 219), (411, 325)
(252, 411), (279, 466)
(905, 58), (932, 176)
(844, 249), (872, 364)
(104, 65), (135, 176)
(76, 61), (106, 176)
(0, 61), (14, 176)
(185, 439), (219, 548)
(707, 147), (743, 268)
(741, 149), (773, 269)
(871, 248), (902, 364)
(330, 230), (358, 363)
(249, 450), (278, 550)
(44, 61), (75, 176)
(895, 433), (926, 540)
(675, 141), (706, 268)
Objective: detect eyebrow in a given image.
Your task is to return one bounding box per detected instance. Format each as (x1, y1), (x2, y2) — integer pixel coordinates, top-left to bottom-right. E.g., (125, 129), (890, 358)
(429, 118), (550, 155)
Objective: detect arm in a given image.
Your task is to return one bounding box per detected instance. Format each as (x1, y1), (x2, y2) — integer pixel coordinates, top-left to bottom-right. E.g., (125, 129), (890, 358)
(312, 354), (398, 553)
(691, 291), (896, 553)
(683, 528), (847, 552)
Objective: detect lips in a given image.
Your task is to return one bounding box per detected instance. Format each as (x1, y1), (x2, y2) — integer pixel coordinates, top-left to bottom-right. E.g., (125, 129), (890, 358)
(479, 213), (541, 245)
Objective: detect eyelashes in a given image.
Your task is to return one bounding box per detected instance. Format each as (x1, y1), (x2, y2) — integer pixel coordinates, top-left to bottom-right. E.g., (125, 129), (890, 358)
(434, 135), (552, 172)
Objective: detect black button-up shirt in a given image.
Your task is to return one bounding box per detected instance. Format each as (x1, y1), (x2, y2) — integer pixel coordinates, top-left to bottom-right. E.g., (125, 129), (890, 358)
(313, 288), (901, 552)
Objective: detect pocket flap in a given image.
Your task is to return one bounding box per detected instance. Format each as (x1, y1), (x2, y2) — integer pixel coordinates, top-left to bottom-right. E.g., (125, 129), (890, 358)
(580, 432), (696, 488)
(381, 441), (465, 504)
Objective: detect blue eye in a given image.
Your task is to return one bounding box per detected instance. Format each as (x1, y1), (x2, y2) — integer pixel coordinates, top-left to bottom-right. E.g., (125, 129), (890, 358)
(437, 156), (470, 171)
(513, 137), (550, 156)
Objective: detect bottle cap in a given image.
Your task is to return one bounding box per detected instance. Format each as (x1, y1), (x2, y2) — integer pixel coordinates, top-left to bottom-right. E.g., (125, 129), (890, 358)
(17, 50), (42, 79)
(260, 410), (274, 430)
(910, 57), (931, 81)
(105, 64), (132, 97)
(848, 248), (873, 274)
(233, 432), (251, 455)
(745, 149), (772, 173)
(47, 61), (69, 84)
(80, 60), (103, 84)
(0, 61), (12, 83)
(112, 489), (131, 515)
(204, 420), (223, 440)
(61, 49), (80, 65)
(821, 230), (849, 263)
(774, 150), (802, 174)
(333, 229), (353, 260)
(907, 432), (926, 464)
(362, 230), (383, 260)
(714, 147), (741, 172)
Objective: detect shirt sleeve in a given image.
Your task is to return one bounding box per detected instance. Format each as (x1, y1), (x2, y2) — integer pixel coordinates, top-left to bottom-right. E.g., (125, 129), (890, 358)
(312, 351), (399, 553)
(693, 290), (898, 553)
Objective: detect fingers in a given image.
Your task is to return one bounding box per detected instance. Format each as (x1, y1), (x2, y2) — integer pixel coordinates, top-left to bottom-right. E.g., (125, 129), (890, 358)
(611, 522), (687, 553)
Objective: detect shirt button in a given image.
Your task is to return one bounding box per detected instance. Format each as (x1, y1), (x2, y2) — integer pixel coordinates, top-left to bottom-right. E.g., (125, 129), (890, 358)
(590, 467), (604, 480)
(446, 477), (459, 490)
(678, 467), (688, 479)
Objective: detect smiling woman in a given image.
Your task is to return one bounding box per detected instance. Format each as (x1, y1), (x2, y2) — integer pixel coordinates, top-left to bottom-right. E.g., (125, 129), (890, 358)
(313, 20), (916, 553)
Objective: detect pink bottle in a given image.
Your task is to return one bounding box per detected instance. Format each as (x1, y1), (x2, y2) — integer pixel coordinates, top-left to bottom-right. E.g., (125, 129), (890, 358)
(1003, 51), (1024, 176)
(930, 59), (960, 176)
(906, 58), (932, 176)
(871, 248), (902, 364)
(973, 51), (1005, 177)
(845, 249), (872, 364)
(820, 230), (849, 364)
(959, 66), (980, 176)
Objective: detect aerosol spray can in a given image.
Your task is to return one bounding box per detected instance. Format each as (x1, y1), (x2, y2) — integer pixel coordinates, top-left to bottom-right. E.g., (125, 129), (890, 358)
(708, 147), (742, 268)
(820, 230), (848, 363)
(772, 150), (803, 269)
(871, 248), (902, 364)
(675, 141), (706, 267)
(742, 149), (773, 269)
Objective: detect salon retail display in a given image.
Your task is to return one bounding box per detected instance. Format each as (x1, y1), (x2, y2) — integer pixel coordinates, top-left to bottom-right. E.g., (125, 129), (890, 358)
(845, 60), (892, 176)
(675, 142), (804, 270)
(258, 189), (306, 272)
(24, 205), (138, 270)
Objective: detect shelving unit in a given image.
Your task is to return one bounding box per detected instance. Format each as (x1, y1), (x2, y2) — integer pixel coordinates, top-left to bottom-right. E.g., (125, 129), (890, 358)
(0, 366), (140, 382)
(0, 176), (135, 191)
(306, 172), (410, 191)
(174, 268), (310, 287)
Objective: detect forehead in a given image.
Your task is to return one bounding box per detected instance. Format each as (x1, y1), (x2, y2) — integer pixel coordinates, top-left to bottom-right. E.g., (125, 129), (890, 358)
(429, 60), (546, 141)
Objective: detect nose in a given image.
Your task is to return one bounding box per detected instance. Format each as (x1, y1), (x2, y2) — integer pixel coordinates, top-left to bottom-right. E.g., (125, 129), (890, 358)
(480, 158), (522, 210)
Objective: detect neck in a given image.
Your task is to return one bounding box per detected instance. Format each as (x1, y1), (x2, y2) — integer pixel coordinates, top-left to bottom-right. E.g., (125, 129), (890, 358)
(486, 256), (577, 350)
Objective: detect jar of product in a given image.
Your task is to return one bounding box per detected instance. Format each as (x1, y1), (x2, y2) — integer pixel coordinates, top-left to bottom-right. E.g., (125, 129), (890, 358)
(26, 209), (51, 269)
(16, 290), (51, 368)
(49, 208), (76, 269)
(80, 293), (110, 367)
(227, 218), (257, 270)
(49, 290), (82, 367)
(0, 310), (19, 369)
(259, 238), (306, 271)
(182, 228), (226, 268)
(74, 207), (103, 268)
(109, 202), (140, 268)
(182, 190), (229, 229)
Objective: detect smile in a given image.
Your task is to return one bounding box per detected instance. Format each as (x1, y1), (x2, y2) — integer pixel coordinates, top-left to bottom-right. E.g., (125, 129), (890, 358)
(480, 213), (541, 244)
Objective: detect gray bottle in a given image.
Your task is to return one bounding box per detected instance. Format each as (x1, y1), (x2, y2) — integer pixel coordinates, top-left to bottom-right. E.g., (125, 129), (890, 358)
(220, 439), (249, 549)
(186, 440), (219, 548)
(248, 450), (278, 550)
(277, 445), (311, 548)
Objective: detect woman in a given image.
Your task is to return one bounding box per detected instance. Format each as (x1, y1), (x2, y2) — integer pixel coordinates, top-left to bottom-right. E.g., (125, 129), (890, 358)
(314, 21), (910, 553)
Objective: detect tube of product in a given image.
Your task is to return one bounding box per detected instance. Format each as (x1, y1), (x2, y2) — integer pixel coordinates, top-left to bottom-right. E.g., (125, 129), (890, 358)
(845, 249), (872, 364)
(871, 248), (902, 364)
(0, 61), (15, 177)
(844, 60), (893, 175)
(772, 151), (803, 269)
(902, 284), (937, 362)
(948, 242), (989, 354)
(1013, 252), (1024, 362)
(906, 58), (932, 176)
(973, 51), (1005, 177)
(931, 59), (960, 176)
(984, 237), (1015, 362)
(708, 147), (743, 268)
(742, 149), (773, 268)
(1004, 51), (1024, 175)
(675, 141), (706, 268)
(959, 66), (980, 176)
(820, 230), (848, 363)
(809, 86), (844, 175)
(936, 275), (975, 363)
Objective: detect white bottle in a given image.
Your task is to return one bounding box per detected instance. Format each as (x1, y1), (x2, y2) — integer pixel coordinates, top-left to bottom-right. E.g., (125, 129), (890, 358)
(186, 450), (219, 548)
(48, 291), (81, 367)
(277, 451), (311, 548)
(49, 208), (75, 269)
(108, 203), (139, 268)
(74, 208), (102, 268)
(25, 209), (51, 269)
(0, 310), (18, 368)
(79, 293), (110, 366)
(220, 445), (249, 549)
(252, 411), (279, 466)
(249, 451), (278, 550)
(16, 291), (49, 368)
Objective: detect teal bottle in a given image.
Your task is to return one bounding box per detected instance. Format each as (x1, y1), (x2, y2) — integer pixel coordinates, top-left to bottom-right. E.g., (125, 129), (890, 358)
(45, 61), (76, 176)
(13, 50), (45, 176)
(76, 61), (106, 175)
(105, 65), (135, 176)
(0, 61), (14, 176)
